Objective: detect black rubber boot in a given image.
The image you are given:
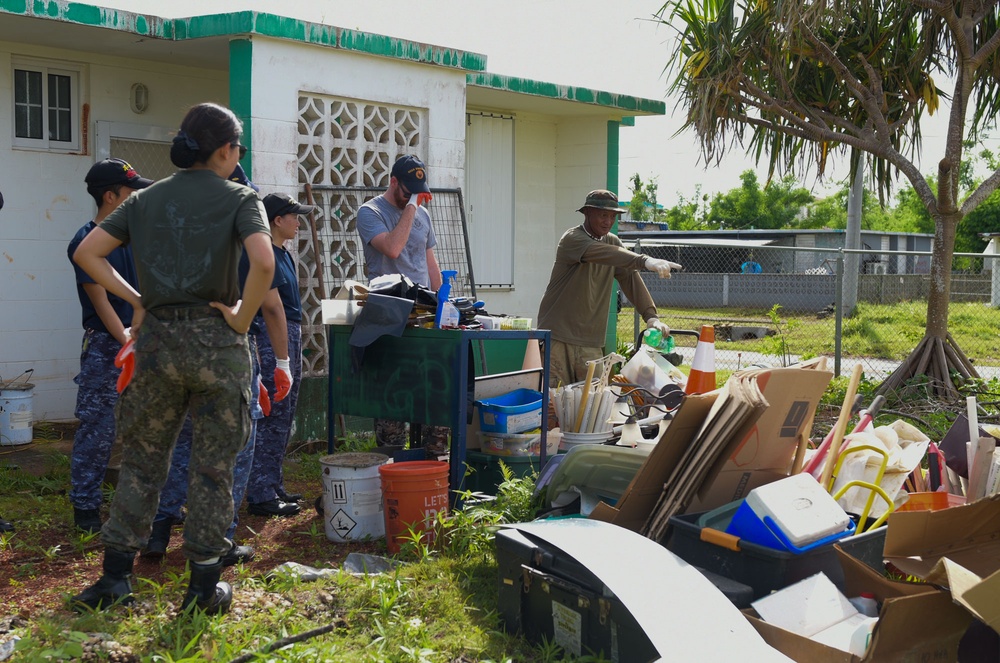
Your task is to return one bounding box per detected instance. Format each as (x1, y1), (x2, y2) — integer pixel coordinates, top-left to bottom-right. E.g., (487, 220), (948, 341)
(181, 560), (232, 616)
(70, 548), (135, 611)
(142, 517), (175, 559)
(74, 507), (102, 534)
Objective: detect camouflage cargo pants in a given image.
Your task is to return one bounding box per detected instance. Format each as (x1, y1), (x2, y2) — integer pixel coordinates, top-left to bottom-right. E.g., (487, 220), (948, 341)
(102, 311), (251, 561)
(549, 339), (604, 388)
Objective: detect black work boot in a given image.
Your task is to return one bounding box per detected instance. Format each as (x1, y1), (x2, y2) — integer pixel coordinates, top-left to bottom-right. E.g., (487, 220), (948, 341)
(221, 540), (254, 567)
(74, 507), (102, 534)
(70, 548), (135, 611)
(142, 517), (175, 559)
(181, 560), (232, 616)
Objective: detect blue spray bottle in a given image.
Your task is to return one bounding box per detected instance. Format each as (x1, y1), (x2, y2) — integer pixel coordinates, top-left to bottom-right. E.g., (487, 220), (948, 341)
(435, 270), (459, 328)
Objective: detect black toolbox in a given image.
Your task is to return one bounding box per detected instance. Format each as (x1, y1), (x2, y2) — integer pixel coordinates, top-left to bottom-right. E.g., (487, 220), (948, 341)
(665, 510), (888, 599)
(496, 527), (658, 662)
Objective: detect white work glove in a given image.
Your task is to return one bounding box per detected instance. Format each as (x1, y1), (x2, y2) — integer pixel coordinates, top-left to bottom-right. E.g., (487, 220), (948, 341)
(123, 327), (132, 342)
(646, 318), (670, 335)
(645, 257), (683, 278)
(274, 358), (293, 402)
(407, 192), (433, 208)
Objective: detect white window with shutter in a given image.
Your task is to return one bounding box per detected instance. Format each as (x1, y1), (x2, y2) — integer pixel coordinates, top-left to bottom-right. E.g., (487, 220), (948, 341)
(465, 113), (514, 288)
(12, 57), (84, 152)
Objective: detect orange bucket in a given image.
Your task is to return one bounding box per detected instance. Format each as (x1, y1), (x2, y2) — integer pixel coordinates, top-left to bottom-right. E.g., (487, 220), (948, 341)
(896, 492), (966, 512)
(379, 461), (450, 553)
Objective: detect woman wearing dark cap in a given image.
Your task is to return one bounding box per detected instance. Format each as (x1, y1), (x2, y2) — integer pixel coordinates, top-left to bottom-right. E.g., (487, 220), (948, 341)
(71, 102), (274, 616)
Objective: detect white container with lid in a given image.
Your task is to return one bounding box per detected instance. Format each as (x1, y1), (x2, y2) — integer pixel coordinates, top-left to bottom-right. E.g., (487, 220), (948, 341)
(745, 473), (851, 547)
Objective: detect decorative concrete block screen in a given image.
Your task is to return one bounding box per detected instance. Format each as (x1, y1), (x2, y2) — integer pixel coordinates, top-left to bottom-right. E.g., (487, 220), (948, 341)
(294, 94), (472, 378)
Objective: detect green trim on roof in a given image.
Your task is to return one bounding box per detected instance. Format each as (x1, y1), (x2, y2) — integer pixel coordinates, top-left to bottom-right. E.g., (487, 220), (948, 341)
(467, 72), (666, 115)
(0, 1), (487, 71)
(230, 39), (253, 176)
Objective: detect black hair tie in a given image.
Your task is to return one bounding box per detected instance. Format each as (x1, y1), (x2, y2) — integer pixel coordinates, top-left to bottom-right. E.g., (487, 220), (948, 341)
(174, 131), (200, 152)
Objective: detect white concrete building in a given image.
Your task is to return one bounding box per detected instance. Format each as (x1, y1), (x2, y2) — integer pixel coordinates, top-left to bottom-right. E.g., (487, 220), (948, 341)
(0, 2), (664, 429)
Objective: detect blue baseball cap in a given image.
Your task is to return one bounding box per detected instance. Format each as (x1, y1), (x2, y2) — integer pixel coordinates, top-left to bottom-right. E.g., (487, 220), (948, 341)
(229, 164), (259, 192)
(390, 155), (430, 194)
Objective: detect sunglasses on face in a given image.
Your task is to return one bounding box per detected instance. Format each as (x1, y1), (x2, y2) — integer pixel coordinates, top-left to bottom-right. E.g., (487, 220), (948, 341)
(231, 142), (248, 159)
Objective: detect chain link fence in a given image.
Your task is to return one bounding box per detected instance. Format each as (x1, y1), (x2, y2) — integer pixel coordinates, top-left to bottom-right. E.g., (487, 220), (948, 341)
(618, 240), (1000, 382)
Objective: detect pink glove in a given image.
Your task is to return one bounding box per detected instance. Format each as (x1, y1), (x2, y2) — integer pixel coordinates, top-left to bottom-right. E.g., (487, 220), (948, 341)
(114, 339), (135, 393)
(258, 376), (271, 416)
(273, 358), (293, 402)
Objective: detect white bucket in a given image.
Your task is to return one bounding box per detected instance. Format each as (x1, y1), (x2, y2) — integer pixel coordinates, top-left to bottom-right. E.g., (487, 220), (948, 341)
(321, 452), (389, 542)
(0, 383), (34, 446)
(560, 430), (613, 452)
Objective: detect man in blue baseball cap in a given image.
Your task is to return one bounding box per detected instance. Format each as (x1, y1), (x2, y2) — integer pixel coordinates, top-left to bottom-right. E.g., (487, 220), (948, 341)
(356, 155), (448, 457)
(66, 158), (153, 533)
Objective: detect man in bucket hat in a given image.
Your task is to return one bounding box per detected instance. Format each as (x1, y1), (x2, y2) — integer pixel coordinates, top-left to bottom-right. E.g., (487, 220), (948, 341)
(537, 189), (681, 386)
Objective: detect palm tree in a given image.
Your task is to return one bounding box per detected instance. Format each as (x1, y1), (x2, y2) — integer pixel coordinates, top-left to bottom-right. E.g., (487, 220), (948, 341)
(661, 0), (1000, 398)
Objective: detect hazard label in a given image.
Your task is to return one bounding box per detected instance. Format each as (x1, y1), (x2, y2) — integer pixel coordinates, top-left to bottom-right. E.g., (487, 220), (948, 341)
(329, 509), (357, 538)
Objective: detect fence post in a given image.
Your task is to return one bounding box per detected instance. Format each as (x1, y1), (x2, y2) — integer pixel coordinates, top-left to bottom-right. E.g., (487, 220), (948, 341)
(835, 250), (844, 377)
(633, 238), (642, 348)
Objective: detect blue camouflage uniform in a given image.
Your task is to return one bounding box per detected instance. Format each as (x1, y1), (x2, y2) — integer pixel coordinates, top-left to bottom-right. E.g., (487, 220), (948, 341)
(67, 221), (137, 511)
(241, 244), (302, 504)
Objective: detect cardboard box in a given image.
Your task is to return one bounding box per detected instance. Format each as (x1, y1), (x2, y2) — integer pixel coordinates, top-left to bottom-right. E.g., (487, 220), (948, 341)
(689, 366), (833, 513)
(884, 492), (1000, 634)
(745, 545), (972, 662)
(590, 391), (719, 531)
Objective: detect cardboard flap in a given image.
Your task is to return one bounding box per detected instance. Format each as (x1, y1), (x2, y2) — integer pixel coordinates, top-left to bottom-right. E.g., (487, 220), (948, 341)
(926, 558), (1000, 635)
(835, 545), (935, 600)
(745, 614), (854, 663)
(866, 591), (971, 660)
(589, 391), (719, 531)
(688, 367), (833, 512)
(884, 493), (1000, 579)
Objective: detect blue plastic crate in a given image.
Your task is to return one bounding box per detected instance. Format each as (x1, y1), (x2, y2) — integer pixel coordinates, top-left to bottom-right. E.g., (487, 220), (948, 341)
(477, 389), (543, 434)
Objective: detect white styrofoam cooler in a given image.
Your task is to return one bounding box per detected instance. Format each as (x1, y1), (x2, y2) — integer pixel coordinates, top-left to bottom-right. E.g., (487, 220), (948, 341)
(745, 473), (850, 547)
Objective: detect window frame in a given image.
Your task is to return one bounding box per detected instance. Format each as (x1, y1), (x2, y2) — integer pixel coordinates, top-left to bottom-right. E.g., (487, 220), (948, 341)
(11, 57), (84, 152)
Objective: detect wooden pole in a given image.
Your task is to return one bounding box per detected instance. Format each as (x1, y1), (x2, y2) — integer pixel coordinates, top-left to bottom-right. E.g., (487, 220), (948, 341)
(304, 183), (327, 301)
(573, 361), (597, 433)
(819, 363), (863, 491)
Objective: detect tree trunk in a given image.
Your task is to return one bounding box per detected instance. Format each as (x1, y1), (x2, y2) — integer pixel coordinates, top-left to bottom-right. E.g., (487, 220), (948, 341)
(875, 213), (978, 400)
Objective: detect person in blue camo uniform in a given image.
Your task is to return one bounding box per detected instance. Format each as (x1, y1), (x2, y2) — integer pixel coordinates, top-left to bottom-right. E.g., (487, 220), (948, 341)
(243, 193), (316, 517)
(70, 102), (274, 616)
(66, 158), (153, 534)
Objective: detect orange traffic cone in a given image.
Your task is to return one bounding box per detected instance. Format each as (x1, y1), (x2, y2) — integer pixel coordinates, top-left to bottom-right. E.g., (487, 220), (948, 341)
(684, 325), (717, 394)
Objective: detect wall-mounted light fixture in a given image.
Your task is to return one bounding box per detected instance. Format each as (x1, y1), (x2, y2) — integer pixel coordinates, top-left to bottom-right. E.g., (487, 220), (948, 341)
(130, 83), (149, 114)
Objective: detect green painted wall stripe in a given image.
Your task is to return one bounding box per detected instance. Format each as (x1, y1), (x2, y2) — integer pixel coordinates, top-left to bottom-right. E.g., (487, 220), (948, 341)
(468, 72), (665, 115)
(229, 39), (253, 177)
(0, 1), (487, 71)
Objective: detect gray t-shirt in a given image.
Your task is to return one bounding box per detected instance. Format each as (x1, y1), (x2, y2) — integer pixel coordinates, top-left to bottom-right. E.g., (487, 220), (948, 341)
(357, 194), (437, 287)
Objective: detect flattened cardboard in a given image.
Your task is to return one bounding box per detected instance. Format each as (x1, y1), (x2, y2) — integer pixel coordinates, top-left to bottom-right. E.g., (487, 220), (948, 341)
(688, 367), (833, 513)
(744, 545), (971, 662)
(883, 492), (1000, 579)
(590, 391), (719, 531)
(926, 558), (1000, 635)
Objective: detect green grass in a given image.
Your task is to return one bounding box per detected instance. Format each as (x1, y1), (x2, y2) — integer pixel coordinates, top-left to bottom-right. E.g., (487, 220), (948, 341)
(619, 301), (1000, 364)
(3, 454), (590, 662)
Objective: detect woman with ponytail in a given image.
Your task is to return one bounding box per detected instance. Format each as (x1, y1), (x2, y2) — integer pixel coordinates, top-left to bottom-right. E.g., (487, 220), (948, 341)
(71, 102), (274, 616)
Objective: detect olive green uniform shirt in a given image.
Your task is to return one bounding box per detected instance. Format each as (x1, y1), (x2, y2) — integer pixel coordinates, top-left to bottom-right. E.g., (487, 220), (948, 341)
(537, 225), (658, 347)
(100, 169), (269, 311)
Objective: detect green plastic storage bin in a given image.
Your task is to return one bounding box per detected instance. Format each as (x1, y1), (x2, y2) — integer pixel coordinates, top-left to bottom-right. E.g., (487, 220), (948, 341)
(461, 450), (539, 494)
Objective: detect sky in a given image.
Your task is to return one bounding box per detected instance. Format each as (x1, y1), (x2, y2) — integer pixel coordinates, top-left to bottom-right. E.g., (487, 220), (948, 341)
(112, 0), (965, 204)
